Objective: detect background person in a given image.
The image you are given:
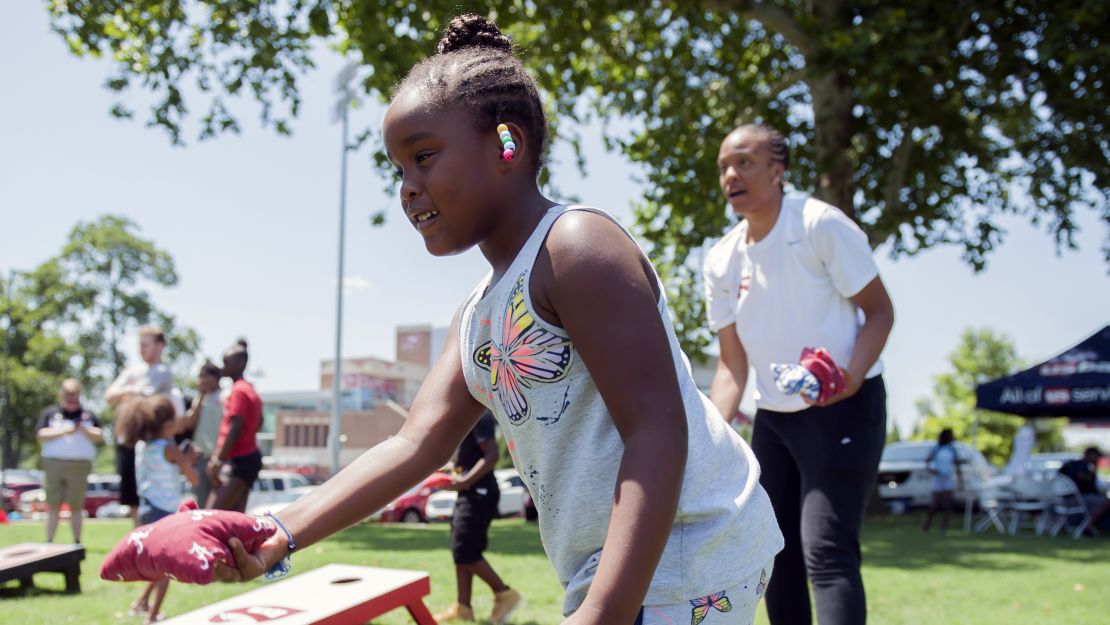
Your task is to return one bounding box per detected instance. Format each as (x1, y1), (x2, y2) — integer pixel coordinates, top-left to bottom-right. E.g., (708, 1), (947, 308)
(435, 411), (521, 624)
(117, 395), (199, 624)
(36, 378), (102, 543)
(921, 428), (962, 533)
(104, 325), (174, 522)
(179, 360), (224, 506)
(206, 340), (263, 512)
(704, 124), (894, 625)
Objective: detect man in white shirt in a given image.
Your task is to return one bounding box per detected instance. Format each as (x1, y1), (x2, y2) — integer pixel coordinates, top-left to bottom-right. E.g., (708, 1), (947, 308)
(36, 378), (102, 543)
(704, 125), (894, 625)
(104, 325), (174, 522)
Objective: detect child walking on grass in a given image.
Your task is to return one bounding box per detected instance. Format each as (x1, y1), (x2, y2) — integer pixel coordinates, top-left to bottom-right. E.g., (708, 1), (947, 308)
(118, 395), (198, 623)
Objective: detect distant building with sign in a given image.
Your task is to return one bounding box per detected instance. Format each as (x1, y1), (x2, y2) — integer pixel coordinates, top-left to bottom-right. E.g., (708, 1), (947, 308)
(263, 324), (447, 478)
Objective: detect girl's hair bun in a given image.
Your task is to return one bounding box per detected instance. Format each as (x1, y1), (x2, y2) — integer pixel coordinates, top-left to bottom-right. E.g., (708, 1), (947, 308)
(436, 14), (512, 55)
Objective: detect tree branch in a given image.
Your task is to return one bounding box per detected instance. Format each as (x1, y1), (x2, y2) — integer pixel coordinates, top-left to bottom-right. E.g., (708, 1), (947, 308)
(885, 127), (915, 215)
(735, 68), (806, 125)
(704, 0), (816, 57)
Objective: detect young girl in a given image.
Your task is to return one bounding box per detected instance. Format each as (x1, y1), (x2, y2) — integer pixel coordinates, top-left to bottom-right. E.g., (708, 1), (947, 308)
(922, 428), (962, 534)
(206, 14), (782, 625)
(119, 395), (199, 623)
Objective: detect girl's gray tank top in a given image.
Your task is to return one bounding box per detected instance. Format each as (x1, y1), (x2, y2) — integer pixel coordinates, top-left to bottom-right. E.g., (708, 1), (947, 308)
(457, 205), (783, 613)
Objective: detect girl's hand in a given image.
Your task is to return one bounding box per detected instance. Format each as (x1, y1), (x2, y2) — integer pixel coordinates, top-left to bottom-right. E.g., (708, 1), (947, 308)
(213, 532), (288, 583)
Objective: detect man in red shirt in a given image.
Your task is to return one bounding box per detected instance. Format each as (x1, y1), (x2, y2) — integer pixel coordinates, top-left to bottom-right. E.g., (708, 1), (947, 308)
(206, 339), (263, 512)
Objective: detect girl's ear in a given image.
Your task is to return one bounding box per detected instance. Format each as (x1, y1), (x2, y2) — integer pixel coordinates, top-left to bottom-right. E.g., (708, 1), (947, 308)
(496, 121), (527, 173)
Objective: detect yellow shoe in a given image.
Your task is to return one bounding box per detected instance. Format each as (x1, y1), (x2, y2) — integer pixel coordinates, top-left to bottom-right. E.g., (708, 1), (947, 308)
(489, 588), (523, 624)
(434, 602), (475, 622)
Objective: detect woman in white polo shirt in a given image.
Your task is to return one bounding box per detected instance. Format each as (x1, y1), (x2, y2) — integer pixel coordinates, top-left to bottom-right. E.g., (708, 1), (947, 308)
(703, 124), (894, 625)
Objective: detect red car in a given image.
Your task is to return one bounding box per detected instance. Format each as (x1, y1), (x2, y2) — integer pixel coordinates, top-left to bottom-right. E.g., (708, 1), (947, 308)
(2, 477), (43, 513)
(20, 473), (121, 518)
(378, 472), (453, 523)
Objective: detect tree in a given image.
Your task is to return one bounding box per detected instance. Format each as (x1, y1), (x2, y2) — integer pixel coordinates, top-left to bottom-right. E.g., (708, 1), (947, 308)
(24, 215), (201, 396)
(915, 327), (1065, 466)
(44, 1), (1109, 357)
(1, 274), (74, 469)
(4, 217), (201, 467)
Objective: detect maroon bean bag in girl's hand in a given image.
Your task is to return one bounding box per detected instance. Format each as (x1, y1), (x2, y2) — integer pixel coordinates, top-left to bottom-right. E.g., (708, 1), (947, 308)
(99, 500), (277, 584)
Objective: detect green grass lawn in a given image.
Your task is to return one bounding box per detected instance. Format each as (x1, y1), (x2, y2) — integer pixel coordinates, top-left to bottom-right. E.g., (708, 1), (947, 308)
(1, 515), (1107, 624)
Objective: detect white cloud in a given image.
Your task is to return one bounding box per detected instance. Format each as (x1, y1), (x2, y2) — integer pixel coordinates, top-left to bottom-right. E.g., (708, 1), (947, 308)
(339, 275), (372, 295)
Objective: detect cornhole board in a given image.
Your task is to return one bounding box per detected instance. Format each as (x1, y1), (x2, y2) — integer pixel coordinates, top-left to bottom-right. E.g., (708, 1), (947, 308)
(161, 564), (436, 625)
(0, 543), (86, 594)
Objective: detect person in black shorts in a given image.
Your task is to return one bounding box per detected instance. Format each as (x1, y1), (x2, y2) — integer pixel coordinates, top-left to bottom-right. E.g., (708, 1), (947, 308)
(434, 412), (522, 624)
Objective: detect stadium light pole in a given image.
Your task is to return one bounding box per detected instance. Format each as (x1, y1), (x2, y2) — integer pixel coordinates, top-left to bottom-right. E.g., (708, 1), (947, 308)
(328, 61), (359, 477)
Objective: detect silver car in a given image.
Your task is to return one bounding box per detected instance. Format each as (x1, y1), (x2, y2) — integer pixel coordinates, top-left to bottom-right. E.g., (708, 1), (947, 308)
(877, 441), (997, 509)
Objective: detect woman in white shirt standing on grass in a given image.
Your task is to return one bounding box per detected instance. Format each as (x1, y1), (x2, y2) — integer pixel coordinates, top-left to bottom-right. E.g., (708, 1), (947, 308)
(703, 124), (894, 625)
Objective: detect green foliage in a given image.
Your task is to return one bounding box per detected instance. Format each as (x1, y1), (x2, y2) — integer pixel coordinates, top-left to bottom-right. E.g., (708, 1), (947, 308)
(1, 274), (74, 468)
(23, 215), (200, 387)
(44, 1), (1110, 358)
(915, 327), (1067, 466)
(3, 216), (200, 467)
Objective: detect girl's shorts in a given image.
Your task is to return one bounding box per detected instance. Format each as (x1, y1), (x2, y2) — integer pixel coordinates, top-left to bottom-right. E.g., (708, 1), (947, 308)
(635, 561), (774, 625)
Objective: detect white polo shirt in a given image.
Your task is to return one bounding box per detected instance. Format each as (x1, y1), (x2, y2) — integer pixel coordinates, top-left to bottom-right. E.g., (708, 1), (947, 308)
(703, 195), (883, 412)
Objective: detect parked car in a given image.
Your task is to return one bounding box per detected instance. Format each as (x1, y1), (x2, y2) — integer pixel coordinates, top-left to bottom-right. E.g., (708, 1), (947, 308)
(425, 468), (529, 521)
(877, 441), (997, 509)
(2, 471), (44, 513)
(1022, 452), (1080, 482)
(243, 470), (317, 515)
(19, 473), (120, 518)
(95, 501), (132, 518)
(378, 472), (454, 523)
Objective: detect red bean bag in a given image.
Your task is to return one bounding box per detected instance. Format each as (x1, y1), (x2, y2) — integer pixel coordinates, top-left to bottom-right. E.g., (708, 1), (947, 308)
(100, 500), (276, 584)
(799, 347), (846, 403)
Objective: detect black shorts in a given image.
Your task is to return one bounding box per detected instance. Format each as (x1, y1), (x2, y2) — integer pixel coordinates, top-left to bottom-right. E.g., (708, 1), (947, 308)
(450, 488), (499, 565)
(229, 450), (263, 485)
(115, 444), (139, 506)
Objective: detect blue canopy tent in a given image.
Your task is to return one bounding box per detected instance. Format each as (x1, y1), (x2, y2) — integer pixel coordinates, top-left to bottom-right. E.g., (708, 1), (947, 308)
(975, 325), (1110, 422)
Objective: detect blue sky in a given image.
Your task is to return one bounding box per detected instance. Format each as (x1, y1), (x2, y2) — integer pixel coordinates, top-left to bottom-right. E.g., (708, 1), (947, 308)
(2, 5), (1107, 437)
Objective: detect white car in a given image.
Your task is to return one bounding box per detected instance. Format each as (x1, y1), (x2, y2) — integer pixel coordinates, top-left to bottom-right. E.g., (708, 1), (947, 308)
(244, 470), (316, 516)
(425, 468), (527, 521)
(877, 441), (997, 509)
(1022, 452), (1080, 482)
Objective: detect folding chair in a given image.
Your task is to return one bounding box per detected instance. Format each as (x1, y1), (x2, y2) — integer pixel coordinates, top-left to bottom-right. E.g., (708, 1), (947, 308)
(1047, 475), (1097, 540)
(1006, 477), (1052, 535)
(973, 485), (1012, 534)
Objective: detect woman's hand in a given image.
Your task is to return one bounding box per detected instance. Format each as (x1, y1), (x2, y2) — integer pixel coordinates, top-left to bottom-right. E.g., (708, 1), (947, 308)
(212, 532), (288, 583)
(804, 367), (860, 408)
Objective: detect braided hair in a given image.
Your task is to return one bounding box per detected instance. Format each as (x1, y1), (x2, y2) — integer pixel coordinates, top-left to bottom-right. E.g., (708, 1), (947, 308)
(394, 14), (548, 172)
(732, 124), (790, 191)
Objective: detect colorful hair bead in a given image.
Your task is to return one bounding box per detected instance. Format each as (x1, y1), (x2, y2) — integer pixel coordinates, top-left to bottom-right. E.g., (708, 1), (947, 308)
(497, 123), (515, 161)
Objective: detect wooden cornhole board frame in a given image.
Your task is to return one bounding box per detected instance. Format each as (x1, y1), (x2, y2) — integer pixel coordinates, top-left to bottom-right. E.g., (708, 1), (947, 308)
(161, 563), (436, 625)
(0, 543), (86, 594)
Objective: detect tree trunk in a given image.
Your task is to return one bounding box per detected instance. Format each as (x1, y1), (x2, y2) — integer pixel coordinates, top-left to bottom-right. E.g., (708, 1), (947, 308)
(808, 69), (856, 221)
(806, 0), (857, 222)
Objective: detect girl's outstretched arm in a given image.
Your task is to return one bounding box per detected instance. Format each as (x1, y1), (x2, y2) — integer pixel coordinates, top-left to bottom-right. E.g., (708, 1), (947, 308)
(535, 211), (689, 625)
(215, 313), (487, 581)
